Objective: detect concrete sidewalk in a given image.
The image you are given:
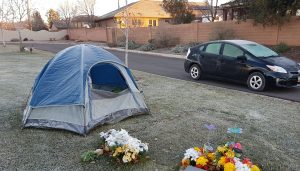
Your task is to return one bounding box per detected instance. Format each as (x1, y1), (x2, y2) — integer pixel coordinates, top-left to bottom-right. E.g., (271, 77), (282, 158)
(9, 40), (186, 59)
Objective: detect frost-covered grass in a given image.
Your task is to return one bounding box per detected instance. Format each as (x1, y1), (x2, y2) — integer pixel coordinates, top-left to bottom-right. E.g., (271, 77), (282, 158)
(0, 45), (299, 171)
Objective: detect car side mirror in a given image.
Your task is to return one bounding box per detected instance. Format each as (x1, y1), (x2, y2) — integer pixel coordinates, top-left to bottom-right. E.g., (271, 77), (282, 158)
(237, 55), (247, 62)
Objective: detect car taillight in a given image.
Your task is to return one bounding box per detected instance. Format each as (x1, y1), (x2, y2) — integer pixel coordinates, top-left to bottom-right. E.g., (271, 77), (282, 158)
(186, 48), (191, 59)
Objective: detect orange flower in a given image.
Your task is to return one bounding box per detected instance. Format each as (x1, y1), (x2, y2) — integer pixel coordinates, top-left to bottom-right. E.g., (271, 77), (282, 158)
(207, 152), (215, 161)
(181, 158), (190, 167)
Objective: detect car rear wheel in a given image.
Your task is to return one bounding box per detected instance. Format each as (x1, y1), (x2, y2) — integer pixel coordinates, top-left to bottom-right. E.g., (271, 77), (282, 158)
(247, 72), (266, 91)
(189, 64), (202, 80)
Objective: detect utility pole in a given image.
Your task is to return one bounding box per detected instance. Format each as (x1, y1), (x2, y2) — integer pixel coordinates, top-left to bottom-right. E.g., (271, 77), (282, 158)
(124, 0), (129, 67)
(118, 0), (120, 9)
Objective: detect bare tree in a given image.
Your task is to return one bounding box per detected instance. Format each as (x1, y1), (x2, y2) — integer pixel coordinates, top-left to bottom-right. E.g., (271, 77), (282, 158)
(201, 0), (219, 22)
(8, 0), (29, 51)
(58, 0), (78, 32)
(77, 0), (96, 27)
(0, 0), (11, 47)
(9, 0), (27, 22)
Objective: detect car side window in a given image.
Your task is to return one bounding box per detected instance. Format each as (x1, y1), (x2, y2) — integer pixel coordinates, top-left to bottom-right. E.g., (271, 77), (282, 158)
(199, 45), (204, 51)
(223, 44), (244, 58)
(205, 43), (222, 55)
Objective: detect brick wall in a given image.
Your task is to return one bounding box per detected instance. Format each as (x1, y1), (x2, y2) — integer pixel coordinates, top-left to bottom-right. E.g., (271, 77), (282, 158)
(69, 28), (107, 42)
(69, 17), (300, 46)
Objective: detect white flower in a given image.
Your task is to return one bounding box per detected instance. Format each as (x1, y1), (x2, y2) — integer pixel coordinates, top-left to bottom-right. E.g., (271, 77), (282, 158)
(234, 157), (251, 171)
(100, 129), (148, 154)
(183, 148), (200, 161)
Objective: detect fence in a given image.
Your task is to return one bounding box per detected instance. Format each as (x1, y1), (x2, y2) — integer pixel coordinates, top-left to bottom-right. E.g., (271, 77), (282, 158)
(0, 29), (67, 41)
(69, 17), (300, 46)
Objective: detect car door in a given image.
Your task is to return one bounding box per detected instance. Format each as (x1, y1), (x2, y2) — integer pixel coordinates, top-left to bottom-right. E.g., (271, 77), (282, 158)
(200, 43), (222, 75)
(220, 43), (246, 80)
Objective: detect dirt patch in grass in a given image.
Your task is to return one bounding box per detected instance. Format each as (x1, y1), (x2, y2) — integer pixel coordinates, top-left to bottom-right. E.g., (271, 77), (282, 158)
(0, 45), (299, 171)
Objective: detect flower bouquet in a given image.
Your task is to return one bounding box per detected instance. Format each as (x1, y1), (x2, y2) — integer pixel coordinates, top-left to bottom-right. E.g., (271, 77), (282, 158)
(81, 129), (149, 164)
(181, 142), (260, 171)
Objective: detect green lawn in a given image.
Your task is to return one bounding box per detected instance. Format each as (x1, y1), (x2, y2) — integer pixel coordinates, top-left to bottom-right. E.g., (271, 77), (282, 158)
(0, 45), (299, 171)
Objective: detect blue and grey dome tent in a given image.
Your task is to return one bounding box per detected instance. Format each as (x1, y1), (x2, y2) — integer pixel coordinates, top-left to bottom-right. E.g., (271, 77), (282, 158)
(22, 44), (149, 134)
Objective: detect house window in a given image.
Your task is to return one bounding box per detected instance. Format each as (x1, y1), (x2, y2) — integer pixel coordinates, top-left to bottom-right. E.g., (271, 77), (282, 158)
(149, 20), (152, 26)
(153, 20), (157, 26)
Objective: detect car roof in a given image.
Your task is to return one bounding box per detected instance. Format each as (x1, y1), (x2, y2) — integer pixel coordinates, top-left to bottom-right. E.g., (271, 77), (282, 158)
(207, 40), (257, 45)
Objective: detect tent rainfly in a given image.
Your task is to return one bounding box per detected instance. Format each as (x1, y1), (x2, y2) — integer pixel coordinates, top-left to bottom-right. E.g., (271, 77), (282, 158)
(22, 44), (149, 135)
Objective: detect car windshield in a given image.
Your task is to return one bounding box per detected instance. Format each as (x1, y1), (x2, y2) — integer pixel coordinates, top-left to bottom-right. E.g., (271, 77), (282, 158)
(240, 43), (278, 58)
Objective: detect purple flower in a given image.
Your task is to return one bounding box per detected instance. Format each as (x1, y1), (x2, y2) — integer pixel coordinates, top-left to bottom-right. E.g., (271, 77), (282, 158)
(227, 127), (243, 134)
(204, 124), (216, 131)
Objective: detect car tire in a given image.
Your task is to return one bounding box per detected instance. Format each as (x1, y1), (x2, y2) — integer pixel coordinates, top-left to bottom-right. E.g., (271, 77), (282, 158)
(247, 72), (266, 91)
(189, 64), (202, 80)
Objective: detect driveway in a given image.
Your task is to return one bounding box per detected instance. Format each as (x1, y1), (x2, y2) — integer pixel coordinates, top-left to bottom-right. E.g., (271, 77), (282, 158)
(20, 42), (300, 102)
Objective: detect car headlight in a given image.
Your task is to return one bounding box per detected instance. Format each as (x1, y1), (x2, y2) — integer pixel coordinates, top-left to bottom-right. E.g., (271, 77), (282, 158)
(266, 65), (287, 73)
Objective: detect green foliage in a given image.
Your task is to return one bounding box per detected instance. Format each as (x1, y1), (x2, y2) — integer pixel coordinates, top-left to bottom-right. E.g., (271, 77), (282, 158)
(171, 42), (202, 54)
(248, 0), (300, 26)
(209, 24), (235, 41)
(81, 151), (97, 162)
(138, 43), (157, 51)
(273, 42), (290, 53)
(111, 87), (123, 93)
(162, 0), (195, 24)
(117, 40), (140, 50)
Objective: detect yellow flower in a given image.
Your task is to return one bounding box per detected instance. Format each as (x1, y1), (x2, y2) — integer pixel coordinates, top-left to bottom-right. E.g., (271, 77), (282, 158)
(207, 152), (215, 161)
(224, 162), (235, 171)
(251, 165), (260, 171)
(218, 156), (226, 166)
(112, 147), (123, 157)
(225, 149), (235, 158)
(194, 147), (201, 152)
(196, 156), (209, 166)
(217, 146), (226, 153)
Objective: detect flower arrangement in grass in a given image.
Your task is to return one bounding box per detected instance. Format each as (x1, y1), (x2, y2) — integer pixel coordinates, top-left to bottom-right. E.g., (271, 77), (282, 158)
(181, 125), (260, 171)
(81, 129), (149, 164)
(181, 142), (260, 171)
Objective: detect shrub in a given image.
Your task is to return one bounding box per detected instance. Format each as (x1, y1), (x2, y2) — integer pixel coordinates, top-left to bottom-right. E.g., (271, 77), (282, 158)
(152, 33), (180, 48)
(273, 42), (290, 53)
(138, 43), (157, 51)
(10, 38), (20, 42)
(117, 40), (140, 50)
(107, 42), (117, 47)
(209, 24), (235, 41)
(171, 42), (202, 54)
(23, 38), (28, 41)
(64, 35), (70, 40)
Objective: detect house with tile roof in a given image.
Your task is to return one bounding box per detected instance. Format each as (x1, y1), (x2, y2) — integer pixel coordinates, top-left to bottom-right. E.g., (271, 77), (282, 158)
(96, 0), (207, 28)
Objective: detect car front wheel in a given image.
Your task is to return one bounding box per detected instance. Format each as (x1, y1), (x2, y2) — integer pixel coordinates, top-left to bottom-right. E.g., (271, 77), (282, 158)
(189, 64), (202, 80)
(247, 72), (266, 91)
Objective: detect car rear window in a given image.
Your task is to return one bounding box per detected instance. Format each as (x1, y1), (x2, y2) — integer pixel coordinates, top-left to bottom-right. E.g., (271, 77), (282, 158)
(205, 43), (221, 55)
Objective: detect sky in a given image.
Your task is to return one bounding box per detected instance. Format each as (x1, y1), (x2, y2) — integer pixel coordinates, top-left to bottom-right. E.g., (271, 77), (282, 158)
(31, 0), (231, 21)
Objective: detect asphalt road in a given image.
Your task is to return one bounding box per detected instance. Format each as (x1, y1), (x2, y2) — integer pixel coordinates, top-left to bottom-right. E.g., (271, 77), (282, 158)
(18, 42), (300, 102)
